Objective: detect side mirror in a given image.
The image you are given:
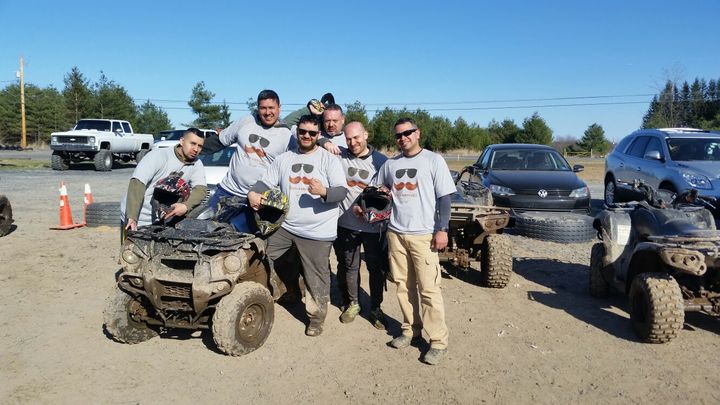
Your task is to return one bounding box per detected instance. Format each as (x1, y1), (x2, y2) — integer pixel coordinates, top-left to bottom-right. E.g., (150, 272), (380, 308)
(643, 150), (663, 161)
(160, 136), (166, 141)
(573, 164), (584, 173)
(114, 128), (123, 135)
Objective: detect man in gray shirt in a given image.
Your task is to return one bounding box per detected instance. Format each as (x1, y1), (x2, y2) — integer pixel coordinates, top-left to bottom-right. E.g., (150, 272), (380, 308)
(373, 117), (456, 365)
(248, 114), (347, 337)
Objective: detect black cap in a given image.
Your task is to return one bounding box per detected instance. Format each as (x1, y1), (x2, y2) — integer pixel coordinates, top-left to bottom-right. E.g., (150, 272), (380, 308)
(321, 93), (335, 106)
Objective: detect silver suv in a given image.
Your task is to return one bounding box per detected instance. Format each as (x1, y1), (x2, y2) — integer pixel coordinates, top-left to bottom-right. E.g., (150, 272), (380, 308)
(604, 128), (720, 205)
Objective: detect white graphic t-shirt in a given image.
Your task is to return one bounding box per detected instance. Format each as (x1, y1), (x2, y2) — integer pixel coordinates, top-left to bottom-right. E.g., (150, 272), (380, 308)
(337, 148), (387, 233)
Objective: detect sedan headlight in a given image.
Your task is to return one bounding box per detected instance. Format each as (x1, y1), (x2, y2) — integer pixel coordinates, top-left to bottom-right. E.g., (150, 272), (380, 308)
(489, 184), (515, 196)
(681, 172), (712, 189)
(569, 186), (589, 198)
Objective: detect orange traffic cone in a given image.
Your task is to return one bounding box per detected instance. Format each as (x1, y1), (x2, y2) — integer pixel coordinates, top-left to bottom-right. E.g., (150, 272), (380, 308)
(50, 182), (85, 230)
(82, 183), (93, 224)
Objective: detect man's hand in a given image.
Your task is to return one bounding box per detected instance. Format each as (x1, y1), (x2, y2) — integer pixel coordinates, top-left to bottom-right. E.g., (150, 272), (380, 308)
(308, 100), (324, 116)
(125, 218), (138, 231)
(431, 230), (448, 251)
(323, 141), (341, 155)
(308, 179), (327, 197)
(247, 191), (264, 210)
(163, 203), (188, 219)
(352, 205), (365, 219)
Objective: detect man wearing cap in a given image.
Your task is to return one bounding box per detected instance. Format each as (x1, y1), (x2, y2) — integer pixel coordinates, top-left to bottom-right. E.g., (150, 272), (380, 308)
(121, 128), (207, 231)
(204, 89), (294, 234)
(285, 93), (347, 154)
(373, 117), (455, 365)
(334, 121), (389, 329)
(248, 114), (347, 337)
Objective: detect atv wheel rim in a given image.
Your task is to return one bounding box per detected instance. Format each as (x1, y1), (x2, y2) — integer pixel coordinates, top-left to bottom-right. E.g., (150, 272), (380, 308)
(236, 303), (266, 344)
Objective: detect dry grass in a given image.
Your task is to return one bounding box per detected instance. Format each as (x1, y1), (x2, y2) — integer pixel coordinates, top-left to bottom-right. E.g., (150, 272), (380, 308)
(445, 157), (605, 183)
(0, 158), (50, 169)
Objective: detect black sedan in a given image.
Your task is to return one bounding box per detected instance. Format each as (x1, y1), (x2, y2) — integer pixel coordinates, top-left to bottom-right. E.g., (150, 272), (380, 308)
(470, 144), (590, 213)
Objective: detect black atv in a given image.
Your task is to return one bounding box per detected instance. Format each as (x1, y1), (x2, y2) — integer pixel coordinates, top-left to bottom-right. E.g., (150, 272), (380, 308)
(591, 181), (720, 343)
(440, 166), (513, 288)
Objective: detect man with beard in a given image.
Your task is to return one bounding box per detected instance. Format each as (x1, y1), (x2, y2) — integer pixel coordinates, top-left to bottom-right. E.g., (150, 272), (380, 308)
(248, 115), (347, 337)
(373, 117), (455, 365)
(205, 89), (294, 233)
(334, 122), (389, 329)
(122, 127), (207, 231)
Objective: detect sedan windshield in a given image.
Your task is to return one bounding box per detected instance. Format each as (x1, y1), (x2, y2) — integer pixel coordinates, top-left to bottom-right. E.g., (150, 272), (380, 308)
(199, 146), (236, 167)
(667, 138), (720, 161)
(490, 149), (571, 171)
(158, 130), (185, 141)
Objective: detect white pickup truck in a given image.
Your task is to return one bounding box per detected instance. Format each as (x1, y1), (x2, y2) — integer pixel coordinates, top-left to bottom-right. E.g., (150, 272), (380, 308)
(50, 119), (154, 171)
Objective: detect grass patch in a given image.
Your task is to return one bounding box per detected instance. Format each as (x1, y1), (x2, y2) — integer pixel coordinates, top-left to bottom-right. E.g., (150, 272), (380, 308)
(0, 159), (50, 169)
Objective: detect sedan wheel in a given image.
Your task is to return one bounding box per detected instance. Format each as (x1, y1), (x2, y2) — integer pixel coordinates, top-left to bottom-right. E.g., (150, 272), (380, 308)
(604, 179), (616, 206)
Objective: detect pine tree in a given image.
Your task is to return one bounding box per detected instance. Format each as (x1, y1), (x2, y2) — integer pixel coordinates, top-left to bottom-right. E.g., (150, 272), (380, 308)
(577, 123), (610, 155)
(62, 67), (93, 123)
(516, 112), (552, 145)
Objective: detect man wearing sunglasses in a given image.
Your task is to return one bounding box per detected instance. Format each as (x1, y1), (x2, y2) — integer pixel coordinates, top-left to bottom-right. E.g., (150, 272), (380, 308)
(204, 89), (294, 233)
(285, 95), (348, 155)
(373, 117), (456, 365)
(248, 115), (347, 337)
(334, 122), (389, 328)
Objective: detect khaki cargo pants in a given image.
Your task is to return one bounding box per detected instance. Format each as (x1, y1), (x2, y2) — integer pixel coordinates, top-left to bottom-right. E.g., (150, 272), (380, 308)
(387, 230), (449, 349)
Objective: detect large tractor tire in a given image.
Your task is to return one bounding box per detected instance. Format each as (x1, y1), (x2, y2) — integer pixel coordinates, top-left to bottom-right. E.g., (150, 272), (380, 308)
(85, 202), (121, 227)
(212, 282), (274, 356)
(94, 149), (113, 171)
(51, 151), (70, 171)
(628, 273), (684, 343)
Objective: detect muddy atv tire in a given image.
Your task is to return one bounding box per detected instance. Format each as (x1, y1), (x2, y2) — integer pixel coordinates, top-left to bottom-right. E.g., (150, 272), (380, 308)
(104, 288), (159, 344)
(589, 243), (610, 298)
(51, 151), (70, 171)
(0, 195), (13, 237)
(94, 149), (113, 171)
(480, 234), (512, 288)
(212, 281), (274, 356)
(86, 202), (121, 227)
(628, 273), (684, 343)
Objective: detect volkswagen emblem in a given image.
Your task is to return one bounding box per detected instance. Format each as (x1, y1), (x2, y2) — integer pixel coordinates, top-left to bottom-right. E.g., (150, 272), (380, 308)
(538, 189), (548, 198)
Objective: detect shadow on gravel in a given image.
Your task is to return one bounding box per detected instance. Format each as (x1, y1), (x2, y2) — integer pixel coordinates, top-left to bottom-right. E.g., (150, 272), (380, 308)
(442, 263), (484, 288)
(682, 312), (720, 336)
(514, 257), (638, 342)
(55, 161), (138, 172)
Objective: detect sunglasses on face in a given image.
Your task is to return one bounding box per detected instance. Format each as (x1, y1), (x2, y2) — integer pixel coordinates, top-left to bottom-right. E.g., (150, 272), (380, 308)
(395, 168), (417, 179)
(248, 133), (270, 147)
(347, 167), (370, 179)
(395, 128), (417, 139)
(291, 163), (314, 173)
(297, 128), (319, 137)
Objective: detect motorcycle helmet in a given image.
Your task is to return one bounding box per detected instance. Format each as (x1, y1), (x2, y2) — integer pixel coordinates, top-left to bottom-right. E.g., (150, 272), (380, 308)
(358, 186), (392, 223)
(255, 189), (289, 236)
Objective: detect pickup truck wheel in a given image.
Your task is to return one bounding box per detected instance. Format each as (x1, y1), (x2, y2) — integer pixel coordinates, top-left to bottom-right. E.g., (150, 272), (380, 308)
(480, 234), (512, 288)
(212, 281), (274, 356)
(94, 150), (113, 171)
(51, 151), (70, 171)
(136, 149), (149, 164)
(589, 243), (610, 298)
(0, 195), (13, 237)
(628, 273), (684, 343)
(513, 212), (595, 243)
(103, 287), (159, 344)
(86, 202), (120, 227)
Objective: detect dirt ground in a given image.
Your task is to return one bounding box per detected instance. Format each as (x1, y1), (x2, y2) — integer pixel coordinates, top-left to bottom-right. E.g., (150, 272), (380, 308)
(1, 159), (719, 404)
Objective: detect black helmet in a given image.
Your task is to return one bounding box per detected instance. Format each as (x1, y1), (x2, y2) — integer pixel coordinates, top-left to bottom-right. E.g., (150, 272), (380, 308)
(358, 186), (392, 223)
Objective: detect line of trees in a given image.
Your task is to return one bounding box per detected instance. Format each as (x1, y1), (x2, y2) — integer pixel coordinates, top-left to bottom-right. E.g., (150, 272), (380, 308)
(642, 77), (720, 130)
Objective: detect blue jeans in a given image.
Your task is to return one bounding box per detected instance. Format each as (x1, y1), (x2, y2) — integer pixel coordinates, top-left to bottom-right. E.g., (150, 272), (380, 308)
(208, 185), (258, 234)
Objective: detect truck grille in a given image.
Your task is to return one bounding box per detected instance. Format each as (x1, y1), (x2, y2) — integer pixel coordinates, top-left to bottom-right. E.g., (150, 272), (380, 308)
(56, 136), (90, 144)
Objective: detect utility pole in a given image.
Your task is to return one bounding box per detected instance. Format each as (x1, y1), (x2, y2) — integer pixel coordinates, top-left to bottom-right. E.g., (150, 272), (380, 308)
(19, 56), (27, 149)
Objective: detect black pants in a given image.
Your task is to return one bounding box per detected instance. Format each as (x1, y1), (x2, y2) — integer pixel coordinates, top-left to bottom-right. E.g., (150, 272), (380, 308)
(333, 227), (387, 309)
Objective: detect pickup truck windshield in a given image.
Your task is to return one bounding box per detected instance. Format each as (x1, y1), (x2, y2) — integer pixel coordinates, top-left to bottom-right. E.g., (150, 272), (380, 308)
(158, 130), (185, 141)
(74, 120), (111, 131)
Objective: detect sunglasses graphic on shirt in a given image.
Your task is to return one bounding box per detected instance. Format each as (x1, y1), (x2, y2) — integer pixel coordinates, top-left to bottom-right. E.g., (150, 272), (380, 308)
(249, 133), (270, 148)
(347, 167), (369, 179)
(395, 168), (417, 179)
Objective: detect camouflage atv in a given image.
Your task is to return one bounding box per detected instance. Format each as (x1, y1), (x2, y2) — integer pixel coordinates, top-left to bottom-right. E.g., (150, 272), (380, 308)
(439, 166), (513, 288)
(104, 199), (287, 356)
(591, 181), (720, 343)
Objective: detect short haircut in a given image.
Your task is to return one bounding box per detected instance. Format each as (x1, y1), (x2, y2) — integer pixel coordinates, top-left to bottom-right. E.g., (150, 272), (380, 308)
(394, 117), (417, 128)
(184, 127), (204, 138)
(298, 114), (321, 128)
(257, 89), (280, 105)
(324, 104), (344, 115)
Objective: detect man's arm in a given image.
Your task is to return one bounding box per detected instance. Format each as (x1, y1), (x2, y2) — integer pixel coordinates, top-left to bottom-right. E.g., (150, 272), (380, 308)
(431, 193), (452, 251)
(124, 178), (146, 230)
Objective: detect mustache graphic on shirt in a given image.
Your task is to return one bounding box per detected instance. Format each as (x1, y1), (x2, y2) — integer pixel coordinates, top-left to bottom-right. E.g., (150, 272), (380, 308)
(347, 180), (368, 189)
(289, 176), (313, 185)
(393, 182), (418, 191)
(244, 145), (267, 158)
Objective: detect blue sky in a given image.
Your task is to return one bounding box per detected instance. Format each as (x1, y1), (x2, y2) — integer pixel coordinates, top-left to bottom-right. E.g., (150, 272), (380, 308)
(1, 0), (718, 141)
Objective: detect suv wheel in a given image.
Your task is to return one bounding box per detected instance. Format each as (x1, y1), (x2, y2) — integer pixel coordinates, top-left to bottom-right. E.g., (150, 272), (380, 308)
(51, 151), (70, 171)
(628, 273), (684, 343)
(589, 243), (610, 297)
(480, 234), (512, 288)
(604, 179), (616, 205)
(212, 281), (274, 356)
(103, 288), (159, 344)
(94, 150), (113, 171)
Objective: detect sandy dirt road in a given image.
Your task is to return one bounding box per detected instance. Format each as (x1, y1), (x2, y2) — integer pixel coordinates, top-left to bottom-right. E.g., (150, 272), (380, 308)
(0, 162), (719, 404)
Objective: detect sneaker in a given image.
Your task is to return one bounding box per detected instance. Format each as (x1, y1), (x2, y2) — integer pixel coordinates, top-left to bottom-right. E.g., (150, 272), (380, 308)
(422, 348), (447, 365)
(305, 324), (323, 337)
(369, 307), (387, 330)
(389, 334), (422, 349)
(339, 302), (361, 324)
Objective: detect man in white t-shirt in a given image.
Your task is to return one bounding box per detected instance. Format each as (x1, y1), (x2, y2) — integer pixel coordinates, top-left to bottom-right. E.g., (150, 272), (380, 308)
(373, 117), (456, 365)
(248, 114), (347, 337)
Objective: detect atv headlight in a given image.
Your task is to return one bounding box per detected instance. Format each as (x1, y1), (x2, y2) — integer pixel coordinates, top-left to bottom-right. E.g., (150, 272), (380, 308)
(681, 172), (712, 189)
(120, 243), (143, 271)
(222, 252), (246, 274)
(569, 186), (589, 198)
(489, 184), (515, 196)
